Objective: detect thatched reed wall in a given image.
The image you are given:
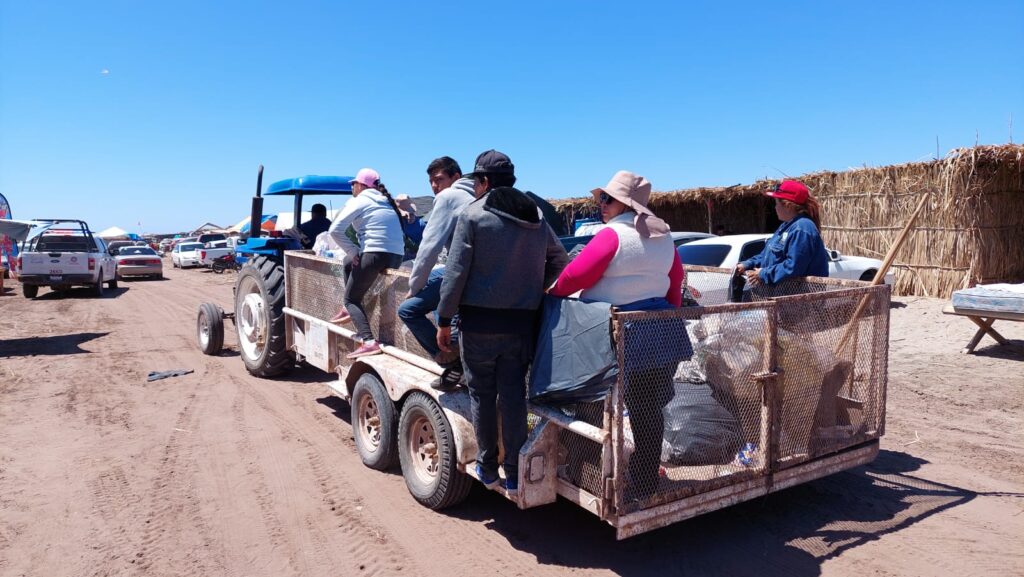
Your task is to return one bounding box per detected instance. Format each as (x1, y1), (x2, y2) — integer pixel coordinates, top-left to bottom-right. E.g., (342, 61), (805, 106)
(552, 144), (1024, 298)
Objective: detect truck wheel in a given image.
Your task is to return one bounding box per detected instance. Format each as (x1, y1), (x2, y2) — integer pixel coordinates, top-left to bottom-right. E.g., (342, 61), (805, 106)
(860, 270), (877, 282)
(234, 255), (291, 377)
(398, 392), (472, 510)
(351, 373), (398, 470)
(108, 276), (118, 289)
(93, 276), (105, 297)
(23, 284), (38, 298)
(197, 302), (225, 355)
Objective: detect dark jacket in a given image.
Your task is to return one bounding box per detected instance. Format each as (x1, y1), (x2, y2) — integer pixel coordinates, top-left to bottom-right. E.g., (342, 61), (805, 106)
(438, 187), (569, 334)
(741, 214), (828, 285)
(299, 216), (332, 248)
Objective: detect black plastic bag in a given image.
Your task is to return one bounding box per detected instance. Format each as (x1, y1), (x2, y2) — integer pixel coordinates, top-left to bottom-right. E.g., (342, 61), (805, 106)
(661, 381), (744, 466)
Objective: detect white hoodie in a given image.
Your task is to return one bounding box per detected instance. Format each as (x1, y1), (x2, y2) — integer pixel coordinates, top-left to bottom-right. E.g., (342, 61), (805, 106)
(327, 189), (404, 258)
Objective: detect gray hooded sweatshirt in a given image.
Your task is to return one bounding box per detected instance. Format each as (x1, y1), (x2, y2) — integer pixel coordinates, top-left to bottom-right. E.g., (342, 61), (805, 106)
(407, 177), (476, 295)
(438, 187), (569, 334)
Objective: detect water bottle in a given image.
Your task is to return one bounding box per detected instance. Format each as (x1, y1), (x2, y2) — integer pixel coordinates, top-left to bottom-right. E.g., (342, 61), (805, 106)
(737, 442), (757, 467)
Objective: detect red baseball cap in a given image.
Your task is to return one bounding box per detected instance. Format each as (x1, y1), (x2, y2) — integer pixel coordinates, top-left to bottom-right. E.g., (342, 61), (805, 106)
(765, 180), (809, 205)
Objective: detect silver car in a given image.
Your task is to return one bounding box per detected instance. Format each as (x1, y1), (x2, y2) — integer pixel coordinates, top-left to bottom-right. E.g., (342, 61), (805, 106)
(115, 246), (164, 279)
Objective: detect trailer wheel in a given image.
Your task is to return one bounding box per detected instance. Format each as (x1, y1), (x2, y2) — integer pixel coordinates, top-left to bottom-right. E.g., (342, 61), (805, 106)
(197, 302), (225, 355)
(234, 255), (291, 377)
(398, 392), (472, 509)
(351, 373), (398, 470)
(23, 284), (38, 299)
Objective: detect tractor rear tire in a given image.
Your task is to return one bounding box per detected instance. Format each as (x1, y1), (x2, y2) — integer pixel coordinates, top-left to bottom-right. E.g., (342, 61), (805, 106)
(234, 255), (291, 377)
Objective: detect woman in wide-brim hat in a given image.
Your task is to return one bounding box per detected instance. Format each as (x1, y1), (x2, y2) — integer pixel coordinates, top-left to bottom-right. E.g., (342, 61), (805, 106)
(549, 170), (689, 500)
(735, 180), (828, 287)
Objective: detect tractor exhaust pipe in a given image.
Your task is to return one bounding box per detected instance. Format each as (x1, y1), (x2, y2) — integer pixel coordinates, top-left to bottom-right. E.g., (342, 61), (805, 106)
(244, 165), (264, 242)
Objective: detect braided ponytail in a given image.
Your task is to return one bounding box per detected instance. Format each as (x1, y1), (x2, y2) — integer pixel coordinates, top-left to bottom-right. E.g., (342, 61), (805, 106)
(373, 180), (406, 225)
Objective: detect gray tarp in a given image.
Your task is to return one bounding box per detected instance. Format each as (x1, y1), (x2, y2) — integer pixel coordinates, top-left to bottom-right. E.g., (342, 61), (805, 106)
(528, 296), (617, 405)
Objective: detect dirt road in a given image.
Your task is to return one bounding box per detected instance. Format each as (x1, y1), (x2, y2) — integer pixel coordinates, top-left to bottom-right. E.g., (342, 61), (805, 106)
(1, 266), (1022, 577)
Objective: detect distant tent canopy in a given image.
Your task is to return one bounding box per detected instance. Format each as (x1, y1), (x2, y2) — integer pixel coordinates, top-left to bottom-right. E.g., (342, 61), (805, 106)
(229, 215), (278, 234)
(96, 226), (131, 240)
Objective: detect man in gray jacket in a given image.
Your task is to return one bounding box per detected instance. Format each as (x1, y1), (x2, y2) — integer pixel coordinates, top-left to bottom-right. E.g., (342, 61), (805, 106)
(398, 157), (476, 365)
(436, 150), (568, 494)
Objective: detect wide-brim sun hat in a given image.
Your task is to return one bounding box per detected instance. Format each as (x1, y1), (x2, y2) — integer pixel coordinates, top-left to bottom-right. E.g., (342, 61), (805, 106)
(591, 170), (670, 237)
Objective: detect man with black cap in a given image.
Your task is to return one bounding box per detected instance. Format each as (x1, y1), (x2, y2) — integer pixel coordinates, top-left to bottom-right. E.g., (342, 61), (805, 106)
(436, 150), (568, 495)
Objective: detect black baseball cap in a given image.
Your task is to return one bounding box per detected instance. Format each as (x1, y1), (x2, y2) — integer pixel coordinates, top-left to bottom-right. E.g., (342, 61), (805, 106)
(465, 149), (515, 178)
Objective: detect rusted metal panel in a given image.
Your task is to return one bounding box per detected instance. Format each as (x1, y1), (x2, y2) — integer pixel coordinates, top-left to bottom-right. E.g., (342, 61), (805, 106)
(517, 420), (559, 509)
(613, 441), (879, 539)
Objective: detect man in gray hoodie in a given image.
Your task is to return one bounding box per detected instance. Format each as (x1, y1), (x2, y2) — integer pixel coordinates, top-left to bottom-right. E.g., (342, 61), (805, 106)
(436, 150), (568, 494)
(398, 156), (476, 364)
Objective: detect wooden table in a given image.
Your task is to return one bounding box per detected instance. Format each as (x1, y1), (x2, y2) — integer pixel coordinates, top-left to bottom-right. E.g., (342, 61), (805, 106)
(942, 305), (1024, 354)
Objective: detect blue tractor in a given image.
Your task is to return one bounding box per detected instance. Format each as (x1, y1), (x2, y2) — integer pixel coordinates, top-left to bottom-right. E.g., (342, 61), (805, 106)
(197, 165), (353, 377)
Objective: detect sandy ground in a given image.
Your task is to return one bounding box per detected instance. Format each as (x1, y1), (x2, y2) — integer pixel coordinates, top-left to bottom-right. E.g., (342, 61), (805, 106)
(0, 265), (1022, 577)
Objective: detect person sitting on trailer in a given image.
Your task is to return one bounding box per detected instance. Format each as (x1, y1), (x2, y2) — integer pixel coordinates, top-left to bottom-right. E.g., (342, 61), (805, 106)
(548, 170), (685, 499)
(735, 180), (828, 287)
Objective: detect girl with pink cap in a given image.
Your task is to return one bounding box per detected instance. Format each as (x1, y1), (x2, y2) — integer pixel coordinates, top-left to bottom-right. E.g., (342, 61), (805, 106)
(327, 167), (406, 358)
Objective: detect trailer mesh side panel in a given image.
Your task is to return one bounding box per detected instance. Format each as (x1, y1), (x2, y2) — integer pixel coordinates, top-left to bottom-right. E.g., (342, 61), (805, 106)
(613, 275), (890, 514)
(556, 401), (606, 497)
(284, 253), (432, 359)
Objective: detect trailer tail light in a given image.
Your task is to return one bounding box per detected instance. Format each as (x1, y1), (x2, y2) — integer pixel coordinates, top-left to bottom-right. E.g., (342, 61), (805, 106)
(88, 257), (96, 270)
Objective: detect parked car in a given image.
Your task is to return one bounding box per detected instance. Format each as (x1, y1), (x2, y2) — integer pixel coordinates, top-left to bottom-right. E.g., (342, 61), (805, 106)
(196, 232), (227, 246)
(560, 230), (715, 258)
(105, 240), (135, 256)
(171, 242), (204, 268)
(16, 219), (118, 298)
(197, 237), (238, 267)
(115, 246), (163, 279)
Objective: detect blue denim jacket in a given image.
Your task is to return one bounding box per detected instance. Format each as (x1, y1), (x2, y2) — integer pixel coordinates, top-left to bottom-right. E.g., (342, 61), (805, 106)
(740, 215), (828, 285)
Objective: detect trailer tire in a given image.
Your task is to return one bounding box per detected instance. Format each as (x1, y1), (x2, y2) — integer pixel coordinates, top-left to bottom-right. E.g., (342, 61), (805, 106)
(234, 255), (291, 377)
(23, 284), (38, 299)
(398, 392), (472, 510)
(197, 302), (225, 355)
(351, 374), (398, 471)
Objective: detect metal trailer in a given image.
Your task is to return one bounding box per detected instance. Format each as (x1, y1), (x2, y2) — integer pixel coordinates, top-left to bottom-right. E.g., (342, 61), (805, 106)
(200, 249), (890, 539)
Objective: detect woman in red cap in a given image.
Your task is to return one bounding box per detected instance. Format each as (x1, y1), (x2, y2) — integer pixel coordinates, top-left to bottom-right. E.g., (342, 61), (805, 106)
(736, 180), (828, 287)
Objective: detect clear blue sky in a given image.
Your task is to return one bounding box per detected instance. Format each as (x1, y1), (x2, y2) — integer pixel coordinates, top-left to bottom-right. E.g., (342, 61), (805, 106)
(2, 1), (1021, 234)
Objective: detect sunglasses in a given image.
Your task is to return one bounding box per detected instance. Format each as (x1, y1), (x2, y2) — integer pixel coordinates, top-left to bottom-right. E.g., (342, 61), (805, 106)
(599, 192), (615, 205)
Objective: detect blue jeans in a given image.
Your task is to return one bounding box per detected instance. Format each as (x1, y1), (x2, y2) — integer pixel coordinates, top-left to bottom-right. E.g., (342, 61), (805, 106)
(460, 331), (533, 481)
(398, 268), (444, 357)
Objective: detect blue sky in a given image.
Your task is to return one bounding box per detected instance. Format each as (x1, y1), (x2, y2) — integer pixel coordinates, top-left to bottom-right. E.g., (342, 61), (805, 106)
(1, 1), (1021, 234)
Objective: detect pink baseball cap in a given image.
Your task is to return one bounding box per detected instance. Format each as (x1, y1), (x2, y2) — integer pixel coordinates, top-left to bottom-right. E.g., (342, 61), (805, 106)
(350, 168), (380, 188)
(765, 180), (809, 205)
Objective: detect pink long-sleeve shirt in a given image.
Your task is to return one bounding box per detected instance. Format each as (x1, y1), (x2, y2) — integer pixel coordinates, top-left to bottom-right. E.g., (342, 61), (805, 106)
(550, 227), (684, 307)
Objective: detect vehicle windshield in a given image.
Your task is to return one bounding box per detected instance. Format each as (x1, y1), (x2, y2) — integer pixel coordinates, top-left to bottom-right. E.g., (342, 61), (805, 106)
(677, 244), (732, 267)
(179, 243), (203, 251)
(119, 247), (156, 256)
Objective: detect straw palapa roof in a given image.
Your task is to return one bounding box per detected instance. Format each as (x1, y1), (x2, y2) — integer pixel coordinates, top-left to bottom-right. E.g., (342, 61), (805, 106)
(551, 144), (1024, 298)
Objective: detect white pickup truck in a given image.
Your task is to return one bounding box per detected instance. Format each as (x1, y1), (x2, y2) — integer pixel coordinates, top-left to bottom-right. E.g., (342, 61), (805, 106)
(16, 219), (118, 298)
(197, 237), (237, 267)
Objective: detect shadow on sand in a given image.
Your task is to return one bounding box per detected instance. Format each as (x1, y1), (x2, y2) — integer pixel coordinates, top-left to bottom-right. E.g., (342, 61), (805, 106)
(0, 331), (110, 358)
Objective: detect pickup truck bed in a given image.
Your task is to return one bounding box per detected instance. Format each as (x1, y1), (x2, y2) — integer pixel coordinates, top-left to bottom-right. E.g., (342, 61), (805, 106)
(17, 221), (118, 298)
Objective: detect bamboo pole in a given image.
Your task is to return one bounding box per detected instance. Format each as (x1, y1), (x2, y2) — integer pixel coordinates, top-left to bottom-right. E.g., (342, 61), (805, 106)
(835, 193), (930, 356)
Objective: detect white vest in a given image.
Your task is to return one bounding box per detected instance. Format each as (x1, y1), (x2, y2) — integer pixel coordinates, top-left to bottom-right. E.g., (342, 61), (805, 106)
(580, 213), (675, 306)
